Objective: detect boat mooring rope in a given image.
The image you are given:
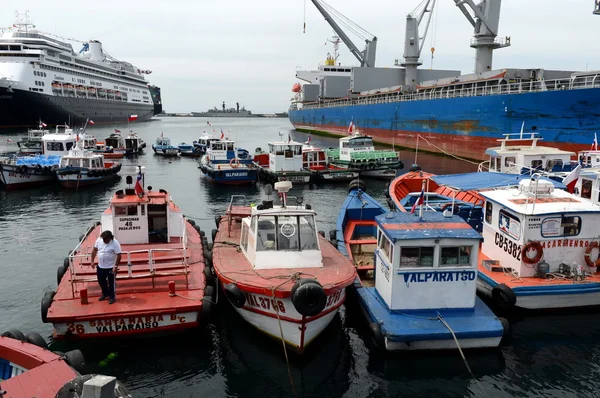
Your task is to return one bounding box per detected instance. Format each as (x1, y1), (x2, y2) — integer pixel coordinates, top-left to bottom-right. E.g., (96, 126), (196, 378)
(416, 134), (481, 166)
(271, 285), (297, 398)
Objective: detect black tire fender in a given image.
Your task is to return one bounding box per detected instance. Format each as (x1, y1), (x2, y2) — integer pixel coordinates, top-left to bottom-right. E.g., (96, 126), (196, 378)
(348, 179), (366, 193)
(492, 283), (517, 309)
(214, 215), (221, 228)
(224, 283), (246, 308)
(329, 230), (336, 243)
(369, 322), (385, 348)
(207, 242), (213, 251)
(203, 265), (214, 285)
(318, 230), (325, 238)
(25, 332), (48, 349)
(193, 225), (201, 235)
(57, 264), (67, 285)
(41, 290), (56, 323)
(187, 218), (196, 226)
(63, 349), (86, 373)
(212, 228), (218, 243)
(2, 329), (25, 341)
(290, 279), (327, 317)
(204, 250), (213, 267)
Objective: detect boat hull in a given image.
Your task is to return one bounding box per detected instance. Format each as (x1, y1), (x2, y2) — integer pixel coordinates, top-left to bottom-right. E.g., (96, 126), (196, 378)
(57, 173), (120, 188)
(0, 87), (153, 128)
(289, 87), (600, 161)
(0, 163), (56, 190)
(257, 167), (311, 184)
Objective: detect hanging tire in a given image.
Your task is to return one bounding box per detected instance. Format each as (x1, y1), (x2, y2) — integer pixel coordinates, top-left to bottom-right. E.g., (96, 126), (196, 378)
(369, 322), (385, 348)
(214, 215), (221, 228)
(57, 264), (67, 285)
(202, 237), (209, 249)
(224, 283), (246, 308)
(187, 218), (196, 226)
(212, 229), (218, 243)
(329, 230), (336, 243)
(2, 329), (25, 341)
(41, 290), (56, 323)
(204, 250), (213, 266)
(207, 242), (213, 251)
(202, 298), (213, 321)
(348, 179), (366, 193)
(63, 349), (86, 373)
(200, 230), (205, 237)
(204, 285), (215, 299)
(25, 332), (48, 349)
(290, 279), (327, 317)
(193, 225), (201, 235)
(318, 230), (325, 238)
(492, 284), (517, 309)
(203, 266), (214, 285)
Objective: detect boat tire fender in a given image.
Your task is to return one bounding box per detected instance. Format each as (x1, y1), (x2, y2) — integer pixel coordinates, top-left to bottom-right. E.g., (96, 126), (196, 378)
(200, 230), (205, 237)
(1, 329), (25, 341)
(203, 265), (214, 285)
(369, 322), (385, 348)
(204, 250), (213, 266)
(24, 332), (48, 349)
(290, 279), (327, 317)
(207, 242), (213, 251)
(499, 317), (511, 342)
(318, 230), (325, 238)
(329, 230), (336, 243)
(348, 179), (366, 193)
(214, 215), (221, 228)
(88, 170), (95, 177)
(187, 218), (196, 226)
(202, 297), (213, 321)
(41, 290), (56, 323)
(193, 224), (201, 235)
(57, 264), (67, 285)
(521, 241), (543, 265)
(224, 283), (246, 308)
(584, 241), (600, 268)
(63, 349), (86, 373)
(492, 284), (517, 309)
(212, 228), (218, 243)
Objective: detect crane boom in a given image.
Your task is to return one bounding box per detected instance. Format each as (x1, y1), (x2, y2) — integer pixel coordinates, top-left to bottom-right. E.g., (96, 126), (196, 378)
(402, 0), (437, 86)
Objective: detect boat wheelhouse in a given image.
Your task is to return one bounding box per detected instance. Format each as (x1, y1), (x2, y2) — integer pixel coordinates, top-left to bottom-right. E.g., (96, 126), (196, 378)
(212, 181), (356, 352)
(42, 171), (212, 339)
(198, 139), (257, 184)
(255, 141), (311, 184)
(56, 138), (121, 188)
(356, 210), (505, 351)
(152, 136), (179, 156)
(178, 142), (198, 157)
(16, 121), (50, 154)
(124, 132), (146, 155)
(302, 144), (359, 182)
(193, 131), (221, 155)
(477, 177), (600, 310)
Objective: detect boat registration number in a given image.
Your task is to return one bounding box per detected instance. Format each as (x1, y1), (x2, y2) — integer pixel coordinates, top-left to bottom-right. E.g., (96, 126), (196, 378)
(56, 312), (198, 335)
(494, 232), (521, 261)
(245, 293), (287, 313)
(281, 176), (306, 182)
(7, 172), (30, 179)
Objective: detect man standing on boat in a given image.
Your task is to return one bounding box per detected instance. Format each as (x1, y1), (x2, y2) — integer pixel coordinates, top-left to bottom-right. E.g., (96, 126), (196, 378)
(90, 230), (121, 304)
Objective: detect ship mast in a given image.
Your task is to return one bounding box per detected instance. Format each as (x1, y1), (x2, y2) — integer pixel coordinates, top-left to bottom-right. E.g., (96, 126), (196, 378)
(453, 0), (510, 74)
(594, 0), (600, 14)
(402, 0), (438, 87)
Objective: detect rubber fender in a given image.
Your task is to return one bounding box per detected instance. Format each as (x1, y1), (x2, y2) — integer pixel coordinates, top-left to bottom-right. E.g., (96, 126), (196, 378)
(1, 329), (25, 341)
(369, 322), (385, 348)
(193, 225), (201, 235)
(203, 265), (214, 285)
(41, 290), (56, 323)
(24, 332), (48, 349)
(318, 230), (325, 238)
(204, 285), (215, 298)
(202, 297), (213, 321)
(200, 230), (206, 237)
(187, 218), (196, 226)
(207, 242), (213, 251)
(214, 215), (221, 228)
(212, 228), (218, 243)
(224, 283), (246, 308)
(57, 264), (67, 285)
(492, 284), (517, 310)
(63, 349), (86, 373)
(329, 230), (336, 243)
(202, 237), (209, 249)
(348, 179), (366, 193)
(290, 279), (327, 317)
(499, 317), (511, 340)
(204, 250), (213, 267)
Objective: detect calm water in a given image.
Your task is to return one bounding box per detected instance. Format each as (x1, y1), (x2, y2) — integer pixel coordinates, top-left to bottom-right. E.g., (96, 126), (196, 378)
(1, 118), (599, 397)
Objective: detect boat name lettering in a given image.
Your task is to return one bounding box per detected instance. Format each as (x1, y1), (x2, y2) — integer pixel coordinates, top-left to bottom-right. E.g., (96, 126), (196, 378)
(244, 293), (286, 313)
(380, 257), (390, 281)
(53, 76), (64, 81)
(402, 271), (476, 283)
(225, 172), (248, 177)
(540, 239), (592, 249)
(494, 232), (521, 260)
(64, 314), (189, 335)
(7, 172), (30, 179)
(119, 217), (139, 222)
(0, 95), (13, 99)
(326, 290), (343, 307)
(118, 217), (141, 231)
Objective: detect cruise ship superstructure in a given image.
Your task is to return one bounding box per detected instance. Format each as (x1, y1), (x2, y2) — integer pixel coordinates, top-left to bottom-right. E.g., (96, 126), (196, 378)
(0, 18), (155, 127)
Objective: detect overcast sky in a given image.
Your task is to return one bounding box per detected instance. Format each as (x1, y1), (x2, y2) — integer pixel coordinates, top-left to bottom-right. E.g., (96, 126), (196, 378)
(3, 0), (600, 113)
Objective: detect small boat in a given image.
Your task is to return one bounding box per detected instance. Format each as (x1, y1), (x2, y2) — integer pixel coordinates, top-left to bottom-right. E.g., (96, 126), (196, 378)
(96, 133), (128, 157)
(152, 136), (180, 156)
(16, 120), (49, 154)
(178, 142), (200, 157)
(83, 134), (98, 150)
(124, 132), (146, 155)
(193, 131), (221, 156)
(0, 131), (76, 190)
(302, 144), (359, 182)
(198, 139), (257, 184)
(325, 129), (404, 179)
(55, 137), (122, 189)
(353, 205), (506, 351)
(212, 181), (357, 353)
(254, 140), (311, 184)
(42, 171), (213, 339)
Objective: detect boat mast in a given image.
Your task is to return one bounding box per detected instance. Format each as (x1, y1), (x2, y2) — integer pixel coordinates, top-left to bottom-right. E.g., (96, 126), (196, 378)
(452, 0), (510, 74)
(402, 0), (438, 87)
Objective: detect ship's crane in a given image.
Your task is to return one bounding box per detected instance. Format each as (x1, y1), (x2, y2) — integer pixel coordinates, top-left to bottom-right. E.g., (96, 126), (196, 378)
(453, 0), (510, 74)
(309, 0), (377, 67)
(594, 0), (600, 14)
(402, 0), (438, 87)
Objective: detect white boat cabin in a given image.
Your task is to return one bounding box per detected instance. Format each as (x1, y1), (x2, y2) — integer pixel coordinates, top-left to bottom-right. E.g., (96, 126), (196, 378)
(578, 149), (600, 169)
(575, 169), (600, 205)
(207, 140), (236, 163)
(485, 133), (574, 174)
(125, 134), (144, 152)
(101, 181), (184, 245)
(339, 131), (375, 162)
(59, 141), (105, 169)
(196, 132), (221, 148)
(268, 141), (304, 172)
(238, 181), (322, 269)
(41, 132), (77, 157)
(374, 211), (482, 310)
(480, 178), (600, 277)
(83, 136), (98, 149)
(26, 127), (49, 141)
(54, 125), (74, 135)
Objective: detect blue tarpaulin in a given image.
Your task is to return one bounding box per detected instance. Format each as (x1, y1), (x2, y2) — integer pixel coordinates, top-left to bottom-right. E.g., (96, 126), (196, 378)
(430, 172), (566, 191)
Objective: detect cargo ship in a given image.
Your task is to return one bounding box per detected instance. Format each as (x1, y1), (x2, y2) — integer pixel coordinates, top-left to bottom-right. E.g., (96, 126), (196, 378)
(289, 0), (600, 161)
(0, 14), (156, 128)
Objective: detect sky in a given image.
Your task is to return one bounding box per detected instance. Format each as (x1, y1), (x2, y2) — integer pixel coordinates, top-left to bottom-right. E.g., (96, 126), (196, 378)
(2, 0), (600, 113)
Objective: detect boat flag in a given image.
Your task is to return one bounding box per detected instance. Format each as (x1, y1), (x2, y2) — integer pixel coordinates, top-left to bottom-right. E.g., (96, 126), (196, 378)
(220, 129), (224, 140)
(348, 119), (354, 135)
(114, 129), (121, 133)
(410, 189), (425, 214)
(307, 134), (311, 143)
(563, 164), (582, 193)
(6, 138), (11, 142)
(128, 114), (138, 122)
(207, 121), (211, 126)
(41, 122), (47, 128)
(288, 134), (291, 143)
(160, 132), (164, 138)
(76, 133), (80, 142)
(134, 168), (144, 196)
(592, 133), (598, 150)
(88, 119), (95, 125)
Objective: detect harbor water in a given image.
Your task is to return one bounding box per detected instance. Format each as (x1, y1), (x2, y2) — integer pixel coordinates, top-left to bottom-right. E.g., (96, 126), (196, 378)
(2, 118), (600, 397)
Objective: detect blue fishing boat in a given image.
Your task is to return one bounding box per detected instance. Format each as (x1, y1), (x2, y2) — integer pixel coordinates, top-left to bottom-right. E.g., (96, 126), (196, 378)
(198, 139), (257, 185)
(332, 180), (387, 276)
(193, 131), (222, 156)
(152, 135), (179, 157)
(356, 210), (507, 351)
(177, 142), (200, 157)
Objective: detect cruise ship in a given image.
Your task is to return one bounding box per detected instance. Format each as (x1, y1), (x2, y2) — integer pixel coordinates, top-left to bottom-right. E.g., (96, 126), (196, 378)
(0, 20), (155, 127)
(289, 0), (600, 161)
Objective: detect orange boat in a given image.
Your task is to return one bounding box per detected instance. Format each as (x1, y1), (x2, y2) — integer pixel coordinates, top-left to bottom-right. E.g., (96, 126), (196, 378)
(42, 170), (213, 339)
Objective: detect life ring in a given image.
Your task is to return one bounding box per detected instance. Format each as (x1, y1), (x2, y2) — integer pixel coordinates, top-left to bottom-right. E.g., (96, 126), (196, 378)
(521, 241), (543, 264)
(223, 283), (246, 308)
(585, 241), (600, 268)
(230, 158), (240, 168)
(290, 279), (327, 316)
(440, 203), (460, 214)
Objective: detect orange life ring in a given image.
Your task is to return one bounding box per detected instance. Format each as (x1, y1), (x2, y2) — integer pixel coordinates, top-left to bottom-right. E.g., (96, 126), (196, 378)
(584, 241), (600, 268)
(230, 158), (240, 168)
(521, 241), (543, 264)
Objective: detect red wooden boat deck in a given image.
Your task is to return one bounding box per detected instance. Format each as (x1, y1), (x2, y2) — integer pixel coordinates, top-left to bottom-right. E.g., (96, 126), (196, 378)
(0, 337), (77, 398)
(344, 220), (377, 272)
(48, 223), (207, 322)
(213, 211), (356, 297)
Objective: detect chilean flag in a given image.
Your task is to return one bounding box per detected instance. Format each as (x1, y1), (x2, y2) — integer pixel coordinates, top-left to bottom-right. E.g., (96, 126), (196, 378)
(128, 114), (138, 122)
(348, 119), (354, 135)
(207, 121), (211, 126)
(41, 122), (47, 128)
(134, 169), (144, 195)
(114, 129), (121, 133)
(592, 133), (598, 151)
(220, 129), (224, 140)
(410, 189), (425, 214)
(307, 134), (312, 143)
(88, 119), (95, 125)
(563, 164), (581, 194)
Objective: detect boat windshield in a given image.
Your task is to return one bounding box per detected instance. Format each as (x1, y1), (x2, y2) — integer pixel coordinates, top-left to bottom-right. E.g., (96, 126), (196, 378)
(345, 137), (373, 148)
(255, 215), (318, 251)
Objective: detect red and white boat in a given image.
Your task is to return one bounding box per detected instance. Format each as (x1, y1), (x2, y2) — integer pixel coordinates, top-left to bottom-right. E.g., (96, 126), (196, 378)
(42, 169), (213, 339)
(212, 181), (356, 353)
(302, 144), (359, 182)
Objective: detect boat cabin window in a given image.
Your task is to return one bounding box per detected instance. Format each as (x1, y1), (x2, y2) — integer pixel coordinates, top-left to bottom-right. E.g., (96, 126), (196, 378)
(489, 157), (500, 171)
(498, 210), (521, 240)
(255, 215), (318, 251)
(47, 142), (64, 151)
(226, 143), (234, 151)
(399, 247), (434, 268)
(541, 216), (582, 238)
(348, 138), (373, 148)
(485, 201), (493, 224)
(93, 158), (103, 168)
(440, 246), (471, 267)
(114, 205), (138, 216)
(67, 158), (79, 167)
(581, 179), (593, 199)
(81, 159), (90, 168)
(377, 233), (393, 263)
(546, 159), (564, 171)
(531, 159), (543, 170)
(504, 156), (516, 167)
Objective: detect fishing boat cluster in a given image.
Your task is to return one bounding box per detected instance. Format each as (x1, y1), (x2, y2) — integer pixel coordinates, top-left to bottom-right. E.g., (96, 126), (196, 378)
(5, 122), (600, 397)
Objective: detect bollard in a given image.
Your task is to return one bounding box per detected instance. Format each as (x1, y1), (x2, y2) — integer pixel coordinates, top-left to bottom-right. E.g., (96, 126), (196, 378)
(80, 288), (88, 305)
(168, 281), (176, 296)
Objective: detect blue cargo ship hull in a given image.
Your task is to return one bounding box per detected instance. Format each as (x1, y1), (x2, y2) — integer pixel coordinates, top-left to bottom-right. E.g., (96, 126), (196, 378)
(289, 87), (600, 160)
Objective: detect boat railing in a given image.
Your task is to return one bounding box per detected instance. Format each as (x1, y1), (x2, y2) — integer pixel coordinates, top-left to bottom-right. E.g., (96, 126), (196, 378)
(477, 161), (490, 172)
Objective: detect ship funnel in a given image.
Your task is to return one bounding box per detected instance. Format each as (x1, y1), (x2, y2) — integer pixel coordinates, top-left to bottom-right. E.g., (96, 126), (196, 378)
(85, 40), (104, 62)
